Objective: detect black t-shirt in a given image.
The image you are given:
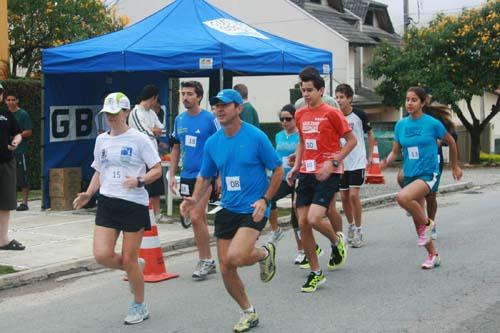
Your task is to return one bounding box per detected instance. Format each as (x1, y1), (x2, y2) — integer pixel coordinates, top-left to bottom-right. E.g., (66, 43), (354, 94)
(0, 107), (22, 162)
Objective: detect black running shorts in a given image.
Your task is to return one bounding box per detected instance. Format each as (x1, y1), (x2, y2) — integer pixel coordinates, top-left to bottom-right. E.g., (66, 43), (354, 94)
(295, 173), (340, 208)
(95, 194), (151, 232)
(214, 208), (267, 239)
(339, 169), (365, 190)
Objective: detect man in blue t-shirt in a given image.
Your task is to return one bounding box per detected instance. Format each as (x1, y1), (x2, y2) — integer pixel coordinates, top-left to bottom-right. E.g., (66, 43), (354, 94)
(168, 81), (220, 281)
(181, 89), (283, 333)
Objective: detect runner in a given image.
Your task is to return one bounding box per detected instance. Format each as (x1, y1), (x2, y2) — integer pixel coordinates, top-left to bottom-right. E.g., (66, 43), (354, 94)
(168, 81), (220, 281)
(181, 89), (283, 332)
(287, 69), (357, 293)
(397, 103), (458, 240)
(73, 93), (162, 324)
(335, 84), (375, 247)
(381, 87), (462, 269)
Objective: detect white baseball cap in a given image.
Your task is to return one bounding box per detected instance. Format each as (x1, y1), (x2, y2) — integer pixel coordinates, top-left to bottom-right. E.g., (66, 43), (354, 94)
(99, 92), (131, 114)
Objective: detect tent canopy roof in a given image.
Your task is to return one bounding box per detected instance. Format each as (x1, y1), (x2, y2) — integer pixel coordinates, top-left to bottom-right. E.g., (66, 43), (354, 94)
(42, 0), (332, 75)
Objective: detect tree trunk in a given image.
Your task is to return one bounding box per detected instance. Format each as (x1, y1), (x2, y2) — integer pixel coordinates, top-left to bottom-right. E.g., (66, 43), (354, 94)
(469, 126), (481, 164)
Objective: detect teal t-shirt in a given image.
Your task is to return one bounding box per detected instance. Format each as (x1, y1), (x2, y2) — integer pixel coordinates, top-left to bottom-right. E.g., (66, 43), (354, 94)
(275, 130), (299, 181)
(12, 108), (32, 154)
(239, 102), (260, 127)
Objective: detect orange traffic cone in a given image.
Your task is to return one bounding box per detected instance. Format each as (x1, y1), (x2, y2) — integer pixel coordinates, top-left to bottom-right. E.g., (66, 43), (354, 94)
(365, 142), (385, 184)
(139, 201), (179, 282)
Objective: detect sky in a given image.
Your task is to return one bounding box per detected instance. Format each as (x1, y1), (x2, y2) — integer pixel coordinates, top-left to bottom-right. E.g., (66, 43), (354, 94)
(118, 0), (489, 34)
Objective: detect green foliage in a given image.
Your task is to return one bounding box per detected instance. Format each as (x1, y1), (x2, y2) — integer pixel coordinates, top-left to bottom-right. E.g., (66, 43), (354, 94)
(0, 265), (17, 275)
(289, 83), (302, 105)
(366, 1), (500, 163)
(366, 1), (500, 107)
(480, 152), (500, 163)
(259, 122), (283, 146)
(8, 0), (127, 77)
(2, 79), (42, 189)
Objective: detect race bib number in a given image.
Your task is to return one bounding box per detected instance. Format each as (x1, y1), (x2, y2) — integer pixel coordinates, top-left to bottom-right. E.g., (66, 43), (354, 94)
(282, 156), (289, 167)
(108, 167), (124, 186)
(185, 135), (197, 148)
(305, 160), (316, 172)
(180, 183), (190, 196)
(305, 139), (318, 150)
(225, 176), (241, 191)
(408, 146), (419, 160)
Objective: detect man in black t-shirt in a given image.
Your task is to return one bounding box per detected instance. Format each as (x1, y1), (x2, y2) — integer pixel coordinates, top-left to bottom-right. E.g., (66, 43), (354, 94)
(0, 83), (25, 250)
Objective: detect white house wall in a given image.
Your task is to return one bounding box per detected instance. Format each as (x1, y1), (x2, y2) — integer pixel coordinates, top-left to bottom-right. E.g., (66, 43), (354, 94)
(209, 0), (349, 123)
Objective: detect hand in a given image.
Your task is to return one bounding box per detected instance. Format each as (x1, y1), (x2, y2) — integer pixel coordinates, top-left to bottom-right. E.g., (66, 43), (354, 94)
(7, 140), (19, 151)
(152, 127), (162, 136)
(180, 197), (197, 218)
(380, 158), (388, 170)
(123, 176), (139, 189)
(73, 192), (91, 209)
(315, 161), (333, 181)
(169, 176), (178, 194)
(251, 199), (267, 222)
(286, 167), (298, 186)
(452, 165), (463, 181)
(287, 154), (296, 167)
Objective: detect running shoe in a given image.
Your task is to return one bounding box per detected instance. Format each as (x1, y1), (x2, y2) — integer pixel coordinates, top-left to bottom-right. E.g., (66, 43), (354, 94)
(293, 251), (306, 265)
(328, 232), (347, 270)
(259, 243), (276, 283)
(129, 258), (146, 294)
(421, 253), (441, 269)
(192, 259), (217, 281)
(431, 223), (438, 240)
(347, 223), (355, 244)
(301, 271), (326, 293)
(267, 228), (285, 245)
(124, 302), (150, 325)
(299, 245), (323, 269)
(417, 219), (435, 246)
(233, 311), (259, 332)
(351, 229), (364, 248)
(16, 203), (29, 211)
(155, 213), (173, 224)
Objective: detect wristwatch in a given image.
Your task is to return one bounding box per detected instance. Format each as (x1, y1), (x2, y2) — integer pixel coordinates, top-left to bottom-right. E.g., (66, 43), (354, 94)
(332, 159), (340, 168)
(137, 177), (145, 188)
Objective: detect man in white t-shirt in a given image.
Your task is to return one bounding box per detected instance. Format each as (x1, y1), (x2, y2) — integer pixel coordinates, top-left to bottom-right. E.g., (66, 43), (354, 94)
(128, 85), (166, 223)
(335, 84), (375, 248)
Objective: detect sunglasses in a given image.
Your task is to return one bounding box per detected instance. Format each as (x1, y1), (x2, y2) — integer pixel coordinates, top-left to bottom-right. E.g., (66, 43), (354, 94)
(280, 117), (293, 122)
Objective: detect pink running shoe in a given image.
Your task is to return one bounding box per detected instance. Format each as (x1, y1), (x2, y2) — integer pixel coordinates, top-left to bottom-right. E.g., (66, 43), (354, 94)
(417, 219), (434, 246)
(421, 253), (441, 269)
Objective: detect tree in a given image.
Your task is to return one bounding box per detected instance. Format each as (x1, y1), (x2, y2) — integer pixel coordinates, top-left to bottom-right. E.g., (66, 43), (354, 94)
(8, 0), (128, 78)
(367, 0), (500, 164)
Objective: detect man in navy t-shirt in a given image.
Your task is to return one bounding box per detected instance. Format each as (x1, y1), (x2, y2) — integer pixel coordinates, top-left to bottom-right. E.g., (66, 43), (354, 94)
(169, 81), (220, 281)
(181, 89), (283, 333)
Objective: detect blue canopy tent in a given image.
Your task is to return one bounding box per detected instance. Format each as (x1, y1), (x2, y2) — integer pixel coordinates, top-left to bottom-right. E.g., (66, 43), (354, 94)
(41, 0), (333, 208)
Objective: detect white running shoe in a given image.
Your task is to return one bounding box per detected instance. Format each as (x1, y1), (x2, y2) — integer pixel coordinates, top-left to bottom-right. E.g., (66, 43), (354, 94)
(293, 251), (306, 265)
(192, 259), (217, 281)
(124, 302), (150, 325)
(347, 224), (355, 244)
(267, 228), (285, 244)
(351, 229), (364, 248)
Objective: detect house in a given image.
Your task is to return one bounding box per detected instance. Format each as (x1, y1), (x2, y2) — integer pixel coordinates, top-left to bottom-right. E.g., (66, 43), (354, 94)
(209, 0), (402, 123)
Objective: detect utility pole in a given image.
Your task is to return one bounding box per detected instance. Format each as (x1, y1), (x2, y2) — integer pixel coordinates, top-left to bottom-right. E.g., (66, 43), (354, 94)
(403, 0), (409, 34)
(0, 0), (8, 79)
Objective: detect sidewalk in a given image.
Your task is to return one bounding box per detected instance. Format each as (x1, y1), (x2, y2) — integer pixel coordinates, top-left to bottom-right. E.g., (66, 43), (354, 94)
(1, 167), (498, 290)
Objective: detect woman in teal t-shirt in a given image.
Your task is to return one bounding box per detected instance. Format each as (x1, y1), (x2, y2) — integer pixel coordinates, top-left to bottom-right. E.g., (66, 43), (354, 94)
(266, 104), (308, 264)
(381, 87), (462, 270)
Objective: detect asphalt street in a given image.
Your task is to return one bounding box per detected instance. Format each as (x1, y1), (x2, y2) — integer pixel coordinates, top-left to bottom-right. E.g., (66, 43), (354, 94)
(0, 184), (499, 333)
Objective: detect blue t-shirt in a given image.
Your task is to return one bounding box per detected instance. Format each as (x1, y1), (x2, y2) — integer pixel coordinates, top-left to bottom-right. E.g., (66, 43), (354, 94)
(394, 114), (447, 177)
(173, 109), (220, 178)
(200, 123), (282, 215)
(275, 130), (299, 181)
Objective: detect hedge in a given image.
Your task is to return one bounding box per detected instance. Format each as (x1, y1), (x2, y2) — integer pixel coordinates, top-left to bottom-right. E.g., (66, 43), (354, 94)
(2, 79), (42, 189)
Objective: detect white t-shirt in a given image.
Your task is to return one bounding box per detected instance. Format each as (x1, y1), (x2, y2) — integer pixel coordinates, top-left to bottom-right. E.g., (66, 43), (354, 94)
(91, 128), (161, 206)
(128, 104), (164, 150)
(340, 108), (372, 171)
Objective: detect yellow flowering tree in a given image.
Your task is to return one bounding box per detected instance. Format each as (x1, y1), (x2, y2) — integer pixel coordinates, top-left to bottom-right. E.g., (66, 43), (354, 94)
(367, 0), (500, 164)
(8, 0), (128, 77)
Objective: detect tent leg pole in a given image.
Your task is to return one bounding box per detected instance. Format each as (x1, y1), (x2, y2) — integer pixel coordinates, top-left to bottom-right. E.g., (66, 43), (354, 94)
(40, 74), (46, 210)
(329, 71), (333, 96)
(219, 68), (224, 91)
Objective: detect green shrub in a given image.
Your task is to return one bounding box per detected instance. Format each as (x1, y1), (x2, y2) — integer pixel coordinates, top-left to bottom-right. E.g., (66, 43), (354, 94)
(480, 152), (500, 163)
(2, 79), (42, 189)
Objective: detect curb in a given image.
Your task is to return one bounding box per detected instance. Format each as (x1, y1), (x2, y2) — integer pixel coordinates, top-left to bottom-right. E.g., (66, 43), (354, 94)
(0, 181), (474, 291)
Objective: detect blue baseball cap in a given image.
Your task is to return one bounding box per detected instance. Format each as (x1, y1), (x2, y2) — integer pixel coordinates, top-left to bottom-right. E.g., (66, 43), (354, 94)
(210, 89), (243, 106)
